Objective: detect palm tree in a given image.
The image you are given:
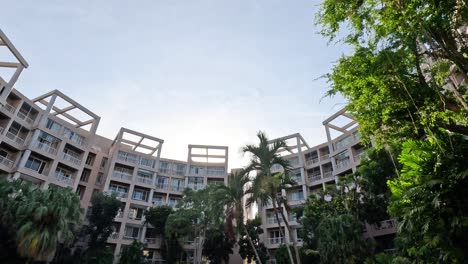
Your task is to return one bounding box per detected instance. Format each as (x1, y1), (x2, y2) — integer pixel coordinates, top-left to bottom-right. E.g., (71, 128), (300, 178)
(243, 131), (302, 264)
(215, 170), (264, 264)
(15, 185), (82, 262)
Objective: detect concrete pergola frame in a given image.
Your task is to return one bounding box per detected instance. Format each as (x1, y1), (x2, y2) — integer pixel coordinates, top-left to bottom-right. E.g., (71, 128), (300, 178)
(322, 107), (358, 154)
(113, 127), (164, 157)
(32, 89), (101, 134)
(268, 133), (310, 155)
(0, 29), (29, 106)
(187, 144), (228, 164)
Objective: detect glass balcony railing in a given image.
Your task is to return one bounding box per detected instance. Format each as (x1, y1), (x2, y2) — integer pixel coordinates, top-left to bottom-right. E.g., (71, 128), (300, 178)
(305, 158), (319, 166)
(5, 131), (25, 145)
(269, 237), (284, 245)
(113, 171), (132, 181)
(32, 140), (57, 155)
(323, 171), (333, 179)
(62, 152), (82, 166)
(308, 173), (321, 182)
(2, 103), (16, 114)
(17, 110), (35, 124)
(54, 172), (74, 185)
(136, 176), (153, 185)
(0, 156), (14, 168)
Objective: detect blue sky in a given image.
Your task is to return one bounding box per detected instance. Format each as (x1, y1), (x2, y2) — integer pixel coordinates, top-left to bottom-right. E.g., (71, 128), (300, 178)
(1, 0), (349, 168)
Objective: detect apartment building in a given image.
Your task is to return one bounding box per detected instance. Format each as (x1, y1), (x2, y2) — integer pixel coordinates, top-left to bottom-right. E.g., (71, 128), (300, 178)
(258, 109), (397, 261)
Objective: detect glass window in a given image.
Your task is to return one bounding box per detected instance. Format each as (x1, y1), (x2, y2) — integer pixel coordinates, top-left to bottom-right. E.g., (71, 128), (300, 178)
(25, 157), (46, 173)
(46, 119), (62, 133)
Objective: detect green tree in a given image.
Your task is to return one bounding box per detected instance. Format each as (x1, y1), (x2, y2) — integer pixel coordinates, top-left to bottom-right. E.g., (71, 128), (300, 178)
(238, 217), (269, 264)
(144, 206), (183, 264)
(388, 132), (468, 262)
(86, 192), (121, 248)
(213, 170), (264, 264)
(119, 240), (145, 264)
(202, 225), (235, 263)
(243, 131), (300, 264)
(14, 184), (82, 262)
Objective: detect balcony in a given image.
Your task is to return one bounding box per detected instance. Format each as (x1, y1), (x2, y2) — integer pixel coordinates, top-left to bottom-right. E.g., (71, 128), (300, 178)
(323, 171), (333, 179)
(305, 158), (319, 166)
(269, 237), (284, 245)
(31, 140), (57, 155)
(171, 185), (184, 192)
(117, 152), (139, 164)
(152, 199), (165, 206)
(159, 167), (171, 174)
(320, 154), (330, 160)
(136, 176), (153, 185)
(109, 232), (119, 239)
(113, 171), (132, 181)
(17, 110), (35, 125)
(62, 152), (82, 166)
(54, 172), (74, 185)
(308, 173), (321, 182)
(187, 183), (204, 190)
(5, 131), (25, 146)
(335, 159), (350, 170)
(0, 156), (14, 168)
(155, 182), (169, 190)
(108, 190), (128, 199)
(267, 217), (282, 225)
(2, 103), (16, 114)
(174, 169), (185, 176)
(353, 152), (366, 163)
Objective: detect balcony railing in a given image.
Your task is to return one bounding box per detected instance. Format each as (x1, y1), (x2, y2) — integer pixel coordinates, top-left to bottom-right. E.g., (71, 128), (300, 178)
(6, 132), (25, 146)
(323, 171), (333, 178)
(155, 182), (169, 190)
(0, 156), (14, 168)
(136, 176), (153, 185)
(108, 190), (128, 198)
(174, 169), (185, 176)
(123, 235), (140, 240)
(354, 152), (366, 162)
(117, 153), (139, 164)
(320, 154), (330, 160)
(159, 167), (171, 174)
(128, 212), (142, 221)
(308, 174), (321, 182)
(110, 232), (119, 239)
(63, 152), (82, 166)
(32, 140), (57, 155)
(335, 159), (350, 170)
(113, 171), (132, 181)
(54, 172), (74, 185)
(171, 185), (184, 192)
(373, 219), (397, 231)
(2, 103), (16, 114)
(17, 110), (35, 124)
(267, 217), (282, 224)
(269, 237), (284, 245)
(152, 199), (165, 206)
(305, 158), (319, 166)
(187, 183), (204, 190)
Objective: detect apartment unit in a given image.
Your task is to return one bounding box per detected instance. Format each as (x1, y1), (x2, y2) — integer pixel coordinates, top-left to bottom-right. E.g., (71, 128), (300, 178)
(258, 109), (397, 261)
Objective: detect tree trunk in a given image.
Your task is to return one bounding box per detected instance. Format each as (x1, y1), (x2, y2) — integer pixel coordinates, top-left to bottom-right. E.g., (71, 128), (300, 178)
(277, 201), (302, 264)
(272, 198), (295, 264)
(243, 226), (263, 264)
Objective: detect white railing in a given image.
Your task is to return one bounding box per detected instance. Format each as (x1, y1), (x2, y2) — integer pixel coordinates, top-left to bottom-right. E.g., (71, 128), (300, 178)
(308, 174), (321, 182)
(123, 235), (140, 240)
(136, 176), (153, 185)
(335, 159), (350, 170)
(187, 183), (204, 190)
(306, 158), (319, 166)
(152, 199), (165, 206)
(113, 171), (132, 181)
(117, 153), (139, 164)
(110, 232), (119, 239)
(6, 131), (25, 145)
(171, 185), (184, 192)
(63, 152), (82, 166)
(159, 167), (171, 174)
(116, 210), (124, 218)
(2, 103), (16, 114)
(323, 171), (333, 178)
(0, 156), (14, 168)
(17, 110), (35, 124)
(269, 237), (284, 245)
(55, 172), (74, 185)
(32, 140), (57, 155)
(267, 217), (282, 224)
(128, 212), (142, 220)
(320, 154), (330, 160)
(108, 190), (128, 198)
(155, 182), (169, 190)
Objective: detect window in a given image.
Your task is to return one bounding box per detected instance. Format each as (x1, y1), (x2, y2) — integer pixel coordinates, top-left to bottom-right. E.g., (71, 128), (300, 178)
(173, 163), (186, 176)
(128, 207), (144, 220)
(76, 185), (85, 200)
(46, 119), (62, 133)
(118, 151), (138, 164)
(290, 190), (304, 201)
(189, 165), (205, 175)
(159, 161), (170, 173)
(100, 157), (108, 168)
(63, 127), (85, 146)
(132, 189), (149, 201)
(155, 176), (169, 189)
(85, 153), (96, 166)
(96, 172), (104, 185)
(171, 178), (184, 191)
(206, 166), (225, 176)
(25, 156), (47, 174)
(80, 169), (91, 182)
(38, 131), (58, 145)
(187, 177), (204, 190)
(124, 226), (141, 239)
(109, 184), (129, 197)
(139, 157), (154, 167)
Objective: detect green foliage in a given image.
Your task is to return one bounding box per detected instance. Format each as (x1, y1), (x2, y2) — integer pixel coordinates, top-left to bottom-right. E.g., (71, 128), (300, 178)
(119, 240), (145, 264)
(238, 217), (268, 264)
(202, 225), (234, 263)
(388, 132), (468, 262)
(144, 205), (173, 236)
(81, 246), (114, 264)
(0, 181), (82, 262)
(87, 192), (121, 247)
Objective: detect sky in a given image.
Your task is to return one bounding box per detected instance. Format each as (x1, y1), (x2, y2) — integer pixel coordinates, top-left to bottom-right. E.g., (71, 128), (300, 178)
(1, 0), (349, 168)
